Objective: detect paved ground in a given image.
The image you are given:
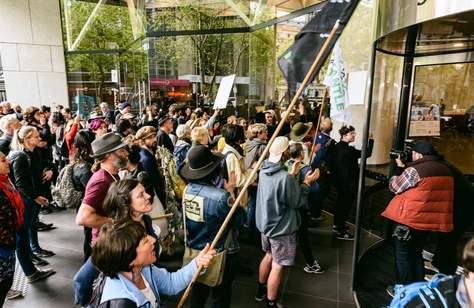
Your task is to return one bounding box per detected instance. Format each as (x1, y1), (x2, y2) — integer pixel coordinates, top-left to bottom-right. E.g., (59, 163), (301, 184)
(4, 210), (359, 308)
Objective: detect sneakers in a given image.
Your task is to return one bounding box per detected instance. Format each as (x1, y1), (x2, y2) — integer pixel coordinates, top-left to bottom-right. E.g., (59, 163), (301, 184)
(255, 283), (267, 302)
(303, 260), (325, 274)
(33, 248), (55, 258)
(267, 300), (286, 308)
(6, 289), (22, 300)
(27, 268), (56, 283)
(31, 255), (49, 267)
(37, 221), (55, 231)
(386, 285), (395, 298)
(335, 231), (354, 240)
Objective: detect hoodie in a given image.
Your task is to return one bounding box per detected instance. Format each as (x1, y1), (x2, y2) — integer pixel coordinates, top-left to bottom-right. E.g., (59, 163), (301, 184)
(256, 160), (310, 238)
(244, 138), (267, 169)
(98, 261), (198, 307)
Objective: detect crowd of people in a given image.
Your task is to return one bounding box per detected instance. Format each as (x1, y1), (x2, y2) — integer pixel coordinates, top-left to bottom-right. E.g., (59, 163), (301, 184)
(0, 99), (471, 308)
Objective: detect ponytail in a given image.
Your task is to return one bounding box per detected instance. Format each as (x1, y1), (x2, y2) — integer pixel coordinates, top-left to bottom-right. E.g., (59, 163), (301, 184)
(10, 126), (36, 152)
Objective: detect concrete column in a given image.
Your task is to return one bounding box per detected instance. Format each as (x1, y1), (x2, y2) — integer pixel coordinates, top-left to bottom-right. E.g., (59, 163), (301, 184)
(0, 0), (68, 108)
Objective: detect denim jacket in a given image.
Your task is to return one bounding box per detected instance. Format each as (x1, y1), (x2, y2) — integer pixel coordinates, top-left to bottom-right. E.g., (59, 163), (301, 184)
(183, 183), (244, 254)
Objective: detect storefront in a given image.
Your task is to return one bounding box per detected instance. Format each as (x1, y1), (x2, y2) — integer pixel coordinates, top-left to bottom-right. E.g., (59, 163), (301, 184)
(352, 1), (474, 306)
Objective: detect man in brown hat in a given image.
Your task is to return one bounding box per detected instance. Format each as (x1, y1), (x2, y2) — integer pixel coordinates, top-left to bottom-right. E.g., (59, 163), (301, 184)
(136, 126), (166, 205)
(74, 132), (128, 305)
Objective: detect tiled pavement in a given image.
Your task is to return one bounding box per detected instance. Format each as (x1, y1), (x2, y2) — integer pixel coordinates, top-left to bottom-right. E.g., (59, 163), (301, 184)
(4, 210), (358, 308)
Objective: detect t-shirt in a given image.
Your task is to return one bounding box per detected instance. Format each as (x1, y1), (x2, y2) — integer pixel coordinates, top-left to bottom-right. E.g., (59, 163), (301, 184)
(82, 168), (118, 241)
(140, 275), (157, 308)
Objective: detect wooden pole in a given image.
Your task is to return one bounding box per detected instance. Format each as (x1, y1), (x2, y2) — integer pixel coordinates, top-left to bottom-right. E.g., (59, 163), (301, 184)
(308, 87), (329, 164)
(176, 20), (341, 308)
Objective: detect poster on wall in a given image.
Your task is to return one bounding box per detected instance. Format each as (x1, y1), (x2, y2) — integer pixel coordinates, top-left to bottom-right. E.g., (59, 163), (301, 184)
(408, 104), (440, 137)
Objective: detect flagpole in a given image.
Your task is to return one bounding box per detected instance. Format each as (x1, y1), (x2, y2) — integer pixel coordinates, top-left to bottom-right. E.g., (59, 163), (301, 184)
(176, 20), (341, 308)
(309, 87), (328, 164)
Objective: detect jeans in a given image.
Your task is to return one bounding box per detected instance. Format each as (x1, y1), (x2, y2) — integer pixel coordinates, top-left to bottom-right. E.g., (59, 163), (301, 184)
(16, 196), (38, 276)
(0, 277), (13, 306)
(27, 198), (41, 252)
(393, 224), (428, 284)
(190, 254), (236, 308)
(246, 188), (259, 245)
(73, 257), (99, 306)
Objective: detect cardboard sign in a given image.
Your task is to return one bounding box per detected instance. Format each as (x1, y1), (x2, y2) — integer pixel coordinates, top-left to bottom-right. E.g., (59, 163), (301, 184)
(213, 74), (236, 109)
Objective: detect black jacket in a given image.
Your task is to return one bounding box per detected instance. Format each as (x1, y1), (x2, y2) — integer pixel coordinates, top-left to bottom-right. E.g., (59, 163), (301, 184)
(8, 150), (38, 200)
(156, 129), (174, 153)
(332, 139), (374, 192)
(0, 133), (12, 156)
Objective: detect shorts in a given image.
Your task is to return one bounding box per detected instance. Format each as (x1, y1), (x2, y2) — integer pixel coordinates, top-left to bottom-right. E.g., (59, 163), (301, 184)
(261, 233), (296, 266)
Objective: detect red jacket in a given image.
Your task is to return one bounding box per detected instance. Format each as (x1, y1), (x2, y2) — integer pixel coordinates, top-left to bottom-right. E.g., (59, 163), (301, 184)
(382, 156), (454, 232)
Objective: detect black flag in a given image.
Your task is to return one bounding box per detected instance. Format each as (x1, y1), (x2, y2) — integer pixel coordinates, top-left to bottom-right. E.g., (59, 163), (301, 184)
(278, 0), (360, 97)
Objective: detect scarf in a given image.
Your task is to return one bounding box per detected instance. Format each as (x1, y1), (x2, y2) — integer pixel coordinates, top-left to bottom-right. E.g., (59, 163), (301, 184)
(0, 175), (24, 231)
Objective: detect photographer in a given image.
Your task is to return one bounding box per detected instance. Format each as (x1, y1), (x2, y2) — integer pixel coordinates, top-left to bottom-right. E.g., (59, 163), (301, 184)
(382, 141), (454, 288)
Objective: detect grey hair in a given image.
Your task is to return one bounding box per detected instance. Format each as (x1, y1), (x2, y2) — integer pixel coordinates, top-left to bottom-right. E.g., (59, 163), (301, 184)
(0, 114), (18, 133)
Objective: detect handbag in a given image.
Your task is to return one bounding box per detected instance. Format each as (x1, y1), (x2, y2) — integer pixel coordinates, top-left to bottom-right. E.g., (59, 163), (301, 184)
(181, 186), (232, 287)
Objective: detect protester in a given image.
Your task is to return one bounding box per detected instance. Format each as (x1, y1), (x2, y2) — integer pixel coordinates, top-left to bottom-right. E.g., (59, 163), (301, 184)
(332, 125), (373, 240)
(74, 132), (129, 305)
(8, 126), (55, 282)
(255, 136), (319, 307)
(174, 124), (192, 172)
(0, 115), (21, 156)
(90, 220), (215, 307)
(0, 151), (23, 303)
(179, 144), (244, 307)
(157, 116), (175, 153)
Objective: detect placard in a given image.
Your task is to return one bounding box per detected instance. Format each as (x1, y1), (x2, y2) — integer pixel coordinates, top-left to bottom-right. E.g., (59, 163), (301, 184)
(409, 105), (440, 137)
(213, 74), (236, 110)
(348, 70), (367, 105)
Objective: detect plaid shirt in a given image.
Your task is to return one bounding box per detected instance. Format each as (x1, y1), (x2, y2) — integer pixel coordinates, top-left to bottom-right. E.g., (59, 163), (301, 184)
(389, 167), (421, 194)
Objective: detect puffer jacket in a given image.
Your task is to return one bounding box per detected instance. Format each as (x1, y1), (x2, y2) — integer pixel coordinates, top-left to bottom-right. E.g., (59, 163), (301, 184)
(382, 156), (454, 232)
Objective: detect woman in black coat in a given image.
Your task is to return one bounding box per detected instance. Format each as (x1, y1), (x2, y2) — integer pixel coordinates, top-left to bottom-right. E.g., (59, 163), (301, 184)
(332, 125), (373, 240)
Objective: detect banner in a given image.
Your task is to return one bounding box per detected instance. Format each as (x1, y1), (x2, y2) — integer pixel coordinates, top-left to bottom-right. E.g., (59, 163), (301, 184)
(277, 0), (360, 97)
(323, 41), (349, 122)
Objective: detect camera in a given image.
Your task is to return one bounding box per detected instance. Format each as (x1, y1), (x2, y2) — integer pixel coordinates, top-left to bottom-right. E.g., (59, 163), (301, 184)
(389, 139), (415, 163)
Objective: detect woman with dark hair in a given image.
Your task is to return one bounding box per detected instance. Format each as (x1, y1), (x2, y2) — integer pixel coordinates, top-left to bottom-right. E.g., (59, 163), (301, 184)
(332, 125), (373, 240)
(0, 151), (24, 303)
(51, 111), (67, 170)
(222, 124), (255, 207)
(103, 179), (160, 255)
(90, 221), (215, 308)
(72, 129), (95, 260)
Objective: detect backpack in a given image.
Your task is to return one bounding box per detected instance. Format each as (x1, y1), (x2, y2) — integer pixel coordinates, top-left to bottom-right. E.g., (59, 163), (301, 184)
(51, 164), (83, 209)
(389, 274), (459, 308)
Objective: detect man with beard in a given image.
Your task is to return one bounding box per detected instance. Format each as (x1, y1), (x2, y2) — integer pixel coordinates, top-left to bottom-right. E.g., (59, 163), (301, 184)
(135, 126), (166, 206)
(73, 133), (129, 306)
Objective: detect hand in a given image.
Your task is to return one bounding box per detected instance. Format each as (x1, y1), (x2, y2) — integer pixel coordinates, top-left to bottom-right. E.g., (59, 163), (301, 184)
(196, 243), (216, 268)
(39, 114), (47, 126)
(369, 132), (374, 139)
(290, 161), (301, 177)
(396, 154), (405, 168)
(312, 143), (322, 153)
(304, 141), (312, 149)
(213, 109), (220, 117)
(74, 113), (81, 124)
(34, 196), (49, 207)
(42, 170), (53, 181)
(223, 171), (236, 194)
(303, 168), (320, 186)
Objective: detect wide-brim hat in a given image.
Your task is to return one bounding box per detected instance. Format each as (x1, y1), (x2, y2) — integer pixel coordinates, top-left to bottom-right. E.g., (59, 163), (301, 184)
(91, 132), (127, 158)
(268, 136), (289, 163)
(179, 145), (223, 180)
(290, 122), (312, 142)
(87, 111), (105, 122)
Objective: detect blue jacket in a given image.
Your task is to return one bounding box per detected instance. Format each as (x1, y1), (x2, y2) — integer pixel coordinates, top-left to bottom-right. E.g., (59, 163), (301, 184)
(256, 160), (310, 238)
(184, 183), (244, 252)
(98, 261), (198, 307)
(173, 140), (191, 172)
(139, 148), (166, 206)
